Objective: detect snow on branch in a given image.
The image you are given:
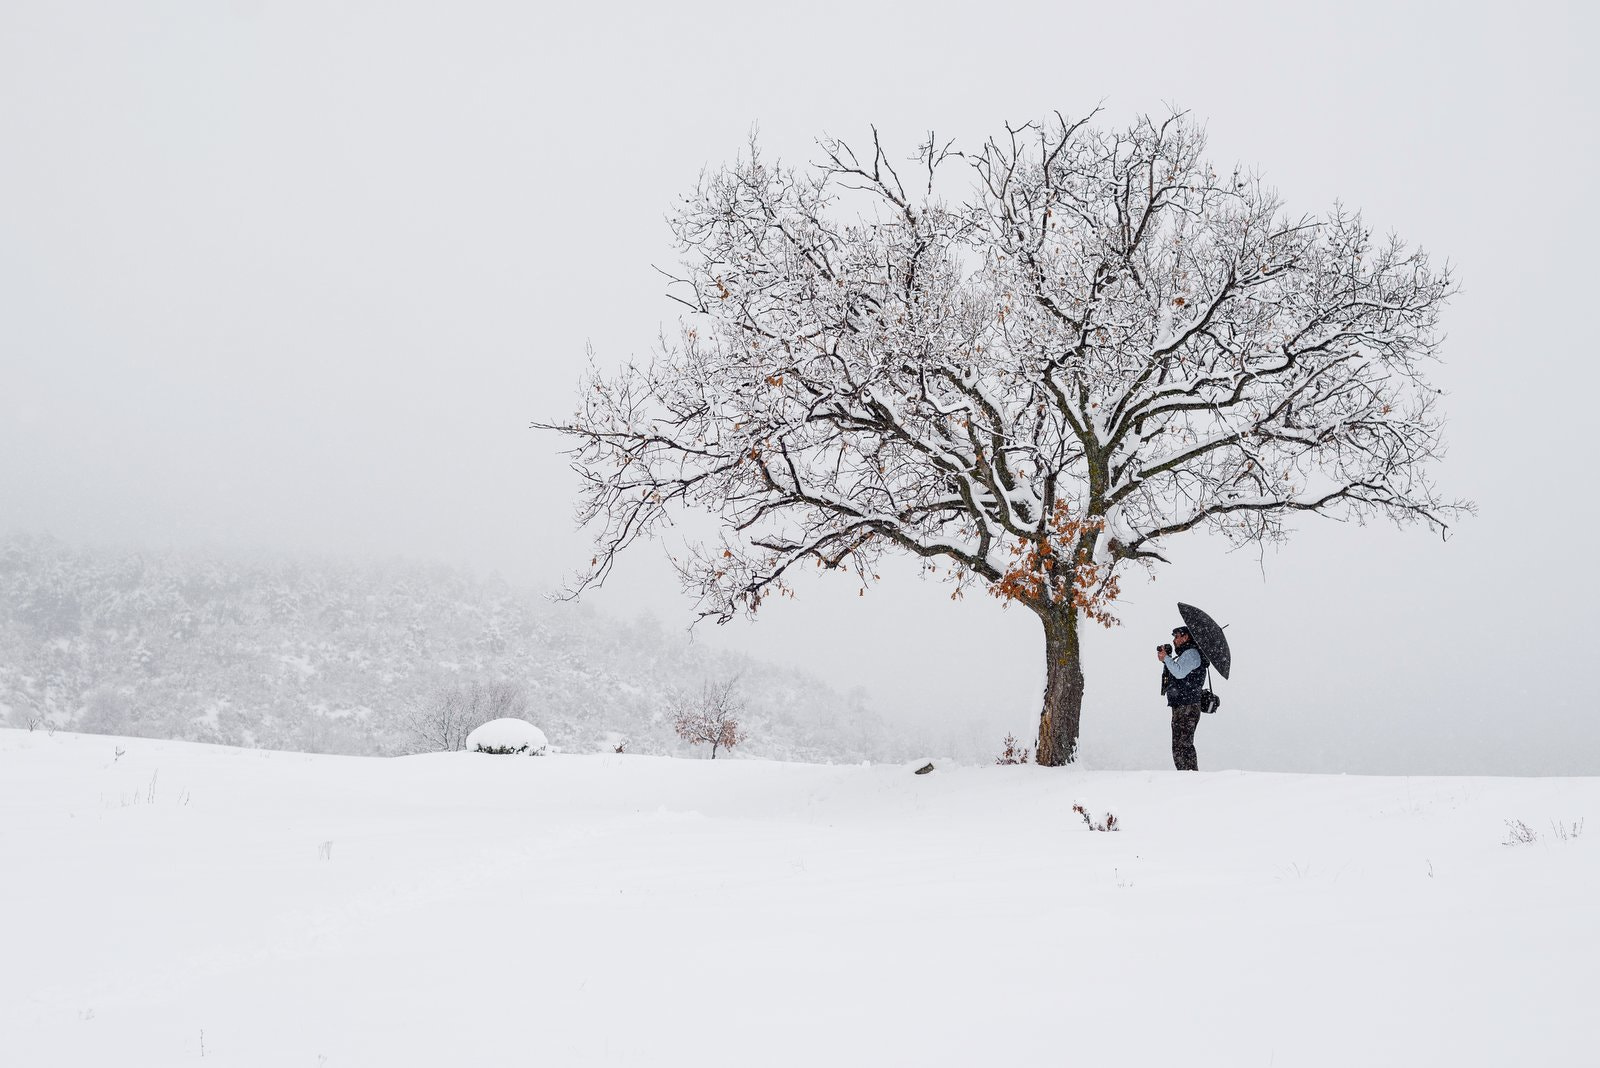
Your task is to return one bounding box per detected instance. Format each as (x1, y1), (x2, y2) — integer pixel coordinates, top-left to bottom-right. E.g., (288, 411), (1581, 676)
(535, 110), (1468, 623)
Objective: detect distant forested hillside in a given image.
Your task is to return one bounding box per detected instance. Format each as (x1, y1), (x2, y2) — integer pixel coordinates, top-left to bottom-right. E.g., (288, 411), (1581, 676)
(0, 534), (906, 762)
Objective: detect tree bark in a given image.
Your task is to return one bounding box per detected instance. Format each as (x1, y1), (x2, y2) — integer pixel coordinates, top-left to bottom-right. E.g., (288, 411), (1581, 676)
(1035, 606), (1084, 766)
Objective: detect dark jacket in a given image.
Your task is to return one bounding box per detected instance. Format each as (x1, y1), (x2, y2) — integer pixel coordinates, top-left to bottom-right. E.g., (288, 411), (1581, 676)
(1163, 644), (1209, 708)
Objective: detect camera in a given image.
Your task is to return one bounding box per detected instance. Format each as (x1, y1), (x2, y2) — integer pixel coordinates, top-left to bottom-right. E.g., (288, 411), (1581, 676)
(1158, 643), (1173, 655)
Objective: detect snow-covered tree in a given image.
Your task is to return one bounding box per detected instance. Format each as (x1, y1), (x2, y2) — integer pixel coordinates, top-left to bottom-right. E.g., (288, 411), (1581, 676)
(538, 109), (1466, 764)
(669, 678), (746, 758)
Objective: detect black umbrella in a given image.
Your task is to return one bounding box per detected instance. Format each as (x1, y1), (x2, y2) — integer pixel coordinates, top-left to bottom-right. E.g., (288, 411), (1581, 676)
(1177, 602), (1232, 679)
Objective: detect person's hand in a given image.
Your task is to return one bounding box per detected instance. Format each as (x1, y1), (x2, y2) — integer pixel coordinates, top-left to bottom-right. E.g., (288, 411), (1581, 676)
(1156, 647), (1167, 662)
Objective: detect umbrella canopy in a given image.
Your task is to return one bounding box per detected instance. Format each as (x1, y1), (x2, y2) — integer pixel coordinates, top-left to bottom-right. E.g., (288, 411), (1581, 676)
(1177, 602), (1232, 679)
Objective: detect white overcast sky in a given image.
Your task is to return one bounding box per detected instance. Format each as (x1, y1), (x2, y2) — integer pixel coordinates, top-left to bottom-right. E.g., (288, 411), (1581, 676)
(3, 1), (1596, 772)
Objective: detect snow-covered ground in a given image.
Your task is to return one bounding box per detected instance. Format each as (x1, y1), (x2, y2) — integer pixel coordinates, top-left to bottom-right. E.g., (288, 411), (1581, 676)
(4, 729), (1594, 1066)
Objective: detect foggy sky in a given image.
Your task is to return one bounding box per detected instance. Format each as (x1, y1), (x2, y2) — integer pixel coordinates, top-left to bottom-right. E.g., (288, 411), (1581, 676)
(3, 1), (1596, 773)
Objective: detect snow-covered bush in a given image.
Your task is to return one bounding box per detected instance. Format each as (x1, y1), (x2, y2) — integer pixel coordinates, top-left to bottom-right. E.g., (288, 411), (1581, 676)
(465, 717), (548, 756)
(403, 681), (529, 752)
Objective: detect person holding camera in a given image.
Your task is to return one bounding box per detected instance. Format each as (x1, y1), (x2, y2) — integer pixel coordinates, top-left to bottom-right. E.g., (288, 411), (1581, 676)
(1157, 626), (1208, 771)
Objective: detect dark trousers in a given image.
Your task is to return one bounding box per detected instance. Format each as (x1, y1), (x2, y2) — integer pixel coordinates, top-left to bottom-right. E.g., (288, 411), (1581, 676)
(1170, 703), (1202, 771)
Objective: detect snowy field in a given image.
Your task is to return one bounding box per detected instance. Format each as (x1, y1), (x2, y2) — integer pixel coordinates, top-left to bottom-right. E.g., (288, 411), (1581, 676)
(4, 729), (1595, 1067)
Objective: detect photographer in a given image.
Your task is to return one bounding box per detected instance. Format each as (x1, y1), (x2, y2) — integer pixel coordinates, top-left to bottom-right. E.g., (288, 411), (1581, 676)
(1157, 626), (1208, 771)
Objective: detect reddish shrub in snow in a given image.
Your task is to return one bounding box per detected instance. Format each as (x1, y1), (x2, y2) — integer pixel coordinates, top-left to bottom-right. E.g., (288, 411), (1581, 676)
(996, 733), (1032, 765)
(1073, 803), (1119, 832)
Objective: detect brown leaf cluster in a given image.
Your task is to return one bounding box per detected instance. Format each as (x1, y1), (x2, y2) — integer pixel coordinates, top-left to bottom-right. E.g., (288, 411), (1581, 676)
(991, 502), (1121, 626)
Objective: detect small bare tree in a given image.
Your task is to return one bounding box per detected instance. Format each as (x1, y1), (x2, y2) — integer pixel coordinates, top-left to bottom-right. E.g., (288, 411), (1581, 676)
(996, 733), (1032, 765)
(402, 680), (529, 752)
(538, 108), (1466, 765)
(669, 678), (747, 759)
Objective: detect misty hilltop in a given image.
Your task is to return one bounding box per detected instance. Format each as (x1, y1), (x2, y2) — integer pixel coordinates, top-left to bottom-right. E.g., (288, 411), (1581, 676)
(0, 533), (906, 763)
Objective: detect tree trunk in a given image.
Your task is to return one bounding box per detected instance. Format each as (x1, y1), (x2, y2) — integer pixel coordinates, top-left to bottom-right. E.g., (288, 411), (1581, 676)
(1035, 606), (1084, 766)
